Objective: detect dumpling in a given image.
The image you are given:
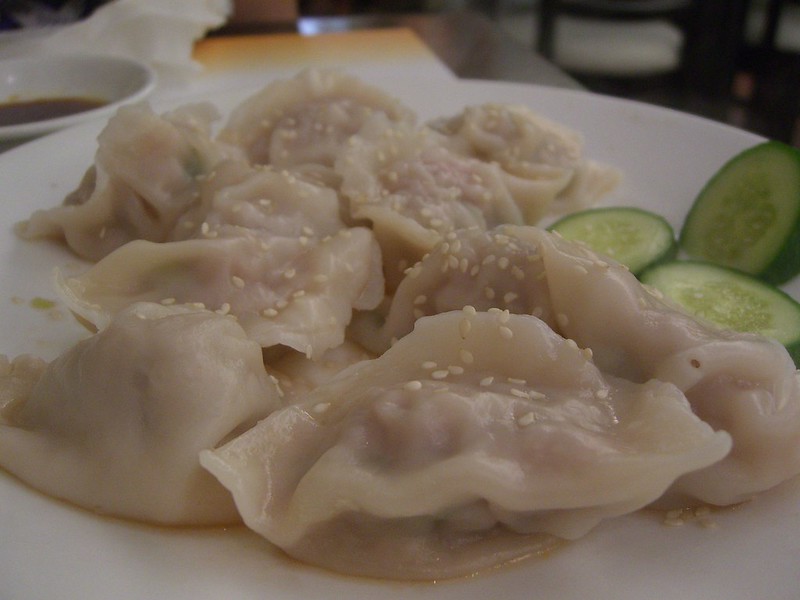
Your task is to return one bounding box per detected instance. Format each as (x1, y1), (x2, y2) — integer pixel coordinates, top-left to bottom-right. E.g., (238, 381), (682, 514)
(368, 224), (800, 507)
(430, 103), (621, 220)
(536, 229), (800, 506)
(0, 302), (282, 525)
(351, 225), (554, 354)
(218, 68), (416, 169)
(170, 160), (347, 241)
(200, 310), (730, 580)
(56, 164), (385, 358)
(17, 102), (242, 262)
(57, 229), (383, 359)
(337, 118), (525, 286)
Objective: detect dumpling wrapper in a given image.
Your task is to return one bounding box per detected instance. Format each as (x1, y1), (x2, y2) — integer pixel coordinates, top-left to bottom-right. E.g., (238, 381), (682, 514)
(57, 227), (384, 359)
(200, 310), (730, 580)
(0, 302), (281, 525)
(17, 102), (241, 261)
(337, 118), (525, 287)
(373, 224), (800, 506)
(430, 103), (621, 221)
(536, 228), (800, 506)
(218, 68), (416, 169)
(350, 225), (554, 354)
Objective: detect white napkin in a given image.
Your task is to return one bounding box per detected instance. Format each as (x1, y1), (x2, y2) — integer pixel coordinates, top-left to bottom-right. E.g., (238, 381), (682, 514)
(0, 0), (232, 81)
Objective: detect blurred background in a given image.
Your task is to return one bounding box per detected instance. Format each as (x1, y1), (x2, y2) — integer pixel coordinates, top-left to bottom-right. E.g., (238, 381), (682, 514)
(2, 0), (798, 146)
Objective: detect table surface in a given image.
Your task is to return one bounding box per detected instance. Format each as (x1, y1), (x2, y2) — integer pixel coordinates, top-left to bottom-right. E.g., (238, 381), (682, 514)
(219, 9), (583, 91)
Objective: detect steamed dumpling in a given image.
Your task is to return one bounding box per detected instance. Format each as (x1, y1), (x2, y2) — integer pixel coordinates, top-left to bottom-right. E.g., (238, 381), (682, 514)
(350, 225), (554, 354)
(536, 229), (800, 506)
(57, 229), (383, 359)
(218, 68), (416, 169)
(0, 302), (282, 525)
(337, 118), (525, 286)
(17, 102), (242, 261)
(375, 224), (800, 507)
(430, 103), (621, 220)
(200, 310), (730, 580)
(56, 163), (385, 359)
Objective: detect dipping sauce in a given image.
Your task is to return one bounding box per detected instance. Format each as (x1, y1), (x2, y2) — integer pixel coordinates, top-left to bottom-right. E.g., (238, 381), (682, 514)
(0, 97), (107, 126)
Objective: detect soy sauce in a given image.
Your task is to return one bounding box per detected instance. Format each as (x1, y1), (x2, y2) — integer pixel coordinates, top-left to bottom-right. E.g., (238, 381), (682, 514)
(0, 97), (107, 126)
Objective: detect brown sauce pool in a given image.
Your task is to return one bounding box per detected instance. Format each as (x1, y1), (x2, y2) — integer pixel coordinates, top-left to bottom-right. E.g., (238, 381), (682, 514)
(0, 97), (107, 126)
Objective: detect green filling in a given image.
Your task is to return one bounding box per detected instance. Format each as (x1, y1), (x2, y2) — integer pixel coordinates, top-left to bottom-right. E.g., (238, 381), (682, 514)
(30, 297), (56, 310)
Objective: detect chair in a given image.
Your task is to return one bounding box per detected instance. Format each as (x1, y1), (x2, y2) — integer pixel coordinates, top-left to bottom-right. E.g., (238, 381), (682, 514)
(535, 0), (698, 85)
(738, 0), (800, 142)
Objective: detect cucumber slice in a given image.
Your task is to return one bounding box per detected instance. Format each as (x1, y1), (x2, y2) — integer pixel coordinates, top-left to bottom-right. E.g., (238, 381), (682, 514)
(548, 206), (677, 275)
(680, 141), (800, 285)
(640, 259), (800, 363)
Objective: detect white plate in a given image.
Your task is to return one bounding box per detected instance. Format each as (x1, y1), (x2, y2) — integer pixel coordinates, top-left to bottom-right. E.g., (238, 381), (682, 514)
(0, 54), (155, 141)
(1, 77), (799, 600)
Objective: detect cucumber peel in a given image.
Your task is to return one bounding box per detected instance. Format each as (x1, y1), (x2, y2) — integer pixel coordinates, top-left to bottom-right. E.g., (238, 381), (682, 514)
(548, 206), (677, 275)
(680, 141), (800, 285)
(640, 259), (800, 364)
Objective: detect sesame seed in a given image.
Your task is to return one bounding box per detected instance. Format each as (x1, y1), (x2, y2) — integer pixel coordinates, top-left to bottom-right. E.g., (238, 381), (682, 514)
(422, 361), (438, 369)
(499, 326), (514, 339)
(284, 269), (297, 279)
(459, 317), (472, 338)
(556, 313), (569, 328)
(448, 365), (464, 375)
(510, 388), (529, 399)
(160, 297), (176, 305)
(262, 308), (279, 317)
(462, 305), (477, 316)
(431, 370), (449, 380)
(480, 376), (494, 386)
(459, 349), (474, 364)
(231, 276), (245, 289)
(518, 412), (536, 426)
(312, 402), (330, 414)
(404, 380), (423, 391)
(414, 295), (427, 305)
(503, 292), (519, 304)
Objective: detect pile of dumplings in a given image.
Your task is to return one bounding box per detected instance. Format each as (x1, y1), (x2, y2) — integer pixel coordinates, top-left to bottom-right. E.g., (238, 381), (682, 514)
(2, 69), (799, 580)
